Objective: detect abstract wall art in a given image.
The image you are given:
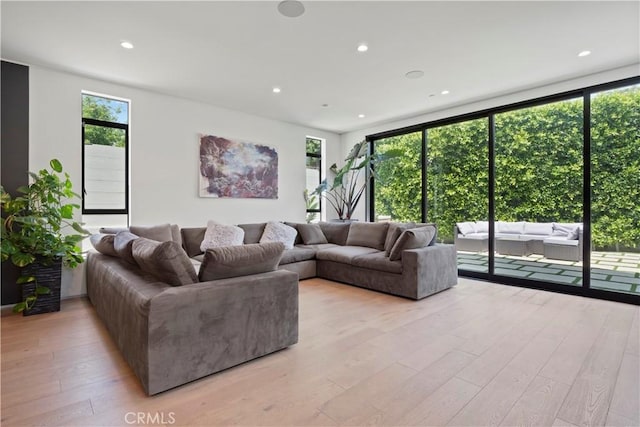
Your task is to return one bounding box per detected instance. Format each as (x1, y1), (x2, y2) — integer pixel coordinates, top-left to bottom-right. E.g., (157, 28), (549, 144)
(199, 134), (278, 199)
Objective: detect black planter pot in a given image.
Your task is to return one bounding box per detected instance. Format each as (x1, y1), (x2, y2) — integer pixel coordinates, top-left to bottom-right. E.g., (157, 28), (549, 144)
(21, 257), (62, 316)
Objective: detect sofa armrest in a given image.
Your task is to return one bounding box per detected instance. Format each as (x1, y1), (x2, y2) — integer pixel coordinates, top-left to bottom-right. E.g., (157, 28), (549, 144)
(402, 244), (458, 299)
(146, 270), (298, 395)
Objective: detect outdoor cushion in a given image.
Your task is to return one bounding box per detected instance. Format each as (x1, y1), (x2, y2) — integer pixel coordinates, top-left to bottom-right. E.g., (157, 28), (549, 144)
(456, 222), (476, 236)
(279, 247), (316, 265)
(318, 222), (350, 245)
(114, 231), (139, 265)
(181, 227), (206, 257)
(384, 222), (416, 256)
(259, 221), (297, 249)
(543, 237), (579, 246)
(132, 237), (198, 286)
(238, 223), (267, 244)
(346, 222), (389, 250)
(523, 222), (553, 235)
(497, 221), (525, 234)
(315, 246), (378, 264)
(90, 233), (117, 257)
(459, 233), (489, 239)
(297, 223), (328, 245)
(554, 222), (583, 231)
(198, 242), (284, 281)
(520, 234), (550, 241)
(201, 221), (245, 252)
(389, 226), (437, 261)
(130, 223), (173, 243)
(475, 221), (489, 233)
(352, 251), (403, 274)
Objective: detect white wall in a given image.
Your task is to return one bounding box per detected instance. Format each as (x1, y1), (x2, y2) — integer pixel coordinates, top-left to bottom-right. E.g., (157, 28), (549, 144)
(29, 65), (340, 296)
(341, 64), (640, 221)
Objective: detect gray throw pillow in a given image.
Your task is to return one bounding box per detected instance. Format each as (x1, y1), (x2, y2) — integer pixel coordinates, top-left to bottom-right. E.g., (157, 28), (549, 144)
(130, 223), (174, 242)
(198, 242), (285, 281)
(346, 222), (390, 250)
(384, 222), (416, 256)
(89, 233), (117, 257)
(180, 227), (207, 257)
(298, 223), (328, 245)
(389, 226), (437, 261)
(414, 222), (438, 246)
(238, 223), (267, 244)
(284, 222), (304, 245)
(318, 222), (351, 245)
(132, 238), (198, 286)
(113, 231), (139, 265)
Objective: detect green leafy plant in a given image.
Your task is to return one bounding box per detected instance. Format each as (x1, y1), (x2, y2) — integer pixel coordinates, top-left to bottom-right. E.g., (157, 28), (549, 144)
(314, 140), (400, 220)
(1, 159), (90, 313)
(303, 189), (320, 223)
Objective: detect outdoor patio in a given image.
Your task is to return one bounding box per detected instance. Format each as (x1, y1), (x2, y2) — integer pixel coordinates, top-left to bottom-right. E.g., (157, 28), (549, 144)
(458, 250), (640, 295)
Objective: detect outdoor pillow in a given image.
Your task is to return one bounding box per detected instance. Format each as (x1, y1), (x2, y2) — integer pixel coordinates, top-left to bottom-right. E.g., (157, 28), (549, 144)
(475, 221), (489, 233)
(297, 223), (328, 245)
(523, 222), (553, 236)
(198, 242), (284, 281)
(259, 221), (297, 249)
(130, 223), (174, 242)
(113, 231), (139, 265)
(89, 233), (117, 257)
(346, 222), (389, 250)
(384, 222), (416, 256)
(497, 221), (525, 234)
(389, 226), (437, 261)
(132, 238), (198, 286)
(456, 222), (476, 236)
(200, 220), (245, 252)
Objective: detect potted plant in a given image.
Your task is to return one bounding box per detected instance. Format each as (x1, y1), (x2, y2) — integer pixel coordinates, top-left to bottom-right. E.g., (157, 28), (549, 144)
(314, 140), (399, 221)
(1, 159), (89, 315)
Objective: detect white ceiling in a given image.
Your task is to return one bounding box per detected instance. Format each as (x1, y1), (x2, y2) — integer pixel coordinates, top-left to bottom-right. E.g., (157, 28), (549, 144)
(2, 1), (639, 134)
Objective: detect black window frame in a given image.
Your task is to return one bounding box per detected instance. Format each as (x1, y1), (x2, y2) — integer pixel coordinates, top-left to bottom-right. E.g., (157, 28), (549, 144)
(81, 95), (129, 215)
(305, 137), (322, 217)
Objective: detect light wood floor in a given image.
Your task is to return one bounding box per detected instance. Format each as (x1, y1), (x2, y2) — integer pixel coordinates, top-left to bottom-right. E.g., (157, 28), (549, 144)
(1, 278), (638, 426)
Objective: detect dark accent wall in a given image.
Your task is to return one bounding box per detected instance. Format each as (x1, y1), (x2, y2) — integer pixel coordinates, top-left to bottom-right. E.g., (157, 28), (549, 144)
(1, 61), (29, 305)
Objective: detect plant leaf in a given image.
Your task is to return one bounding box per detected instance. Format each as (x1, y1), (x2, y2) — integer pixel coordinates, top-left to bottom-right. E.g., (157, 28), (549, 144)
(50, 159), (63, 173)
(11, 252), (35, 267)
(17, 276), (36, 284)
(35, 286), (51, 295)
(13, 302), (26, 313)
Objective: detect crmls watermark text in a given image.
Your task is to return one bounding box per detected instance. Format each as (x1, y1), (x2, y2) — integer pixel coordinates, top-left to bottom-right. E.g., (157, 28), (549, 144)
(124, 412), (176, 425)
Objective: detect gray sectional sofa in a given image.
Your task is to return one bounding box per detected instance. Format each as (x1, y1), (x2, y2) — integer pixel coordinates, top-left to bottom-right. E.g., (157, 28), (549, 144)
(86, 220), (457, 395)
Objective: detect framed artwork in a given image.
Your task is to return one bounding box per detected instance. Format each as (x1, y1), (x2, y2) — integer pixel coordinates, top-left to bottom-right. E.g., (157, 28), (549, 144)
(199, 134), (278, 199)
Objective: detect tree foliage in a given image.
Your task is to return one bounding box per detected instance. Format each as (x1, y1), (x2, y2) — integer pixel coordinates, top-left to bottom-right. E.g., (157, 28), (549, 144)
(374, 86), (640, 249)
(82, 95), (125, 147)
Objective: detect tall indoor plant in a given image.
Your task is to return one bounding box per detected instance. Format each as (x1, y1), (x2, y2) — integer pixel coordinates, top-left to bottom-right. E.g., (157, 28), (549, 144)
(1, 159), (89, 315)
(314, 140), (399, 220)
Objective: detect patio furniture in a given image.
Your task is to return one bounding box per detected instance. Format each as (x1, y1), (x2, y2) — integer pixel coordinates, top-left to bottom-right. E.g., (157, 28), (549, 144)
(543, 237), (582, 262)
(496, 236), (534, 256)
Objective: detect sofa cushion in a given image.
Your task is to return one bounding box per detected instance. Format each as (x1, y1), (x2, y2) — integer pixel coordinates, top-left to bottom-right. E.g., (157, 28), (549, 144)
(297, 223), (328, 245)
(384, 222), (416, 256)
(315, 246), (379, 264)
(295, 243), (340, 251)
(132, 238), (198, 286)
(389, 226), (437, 261)
(346, 222), (389, 250)
(523, 222), (553, 236)
(415, 222), (438, 246)
(198, 242), (284, 281)
(352, 251), (403, 274)
(170, 224), (182, 246)
(284, 222), (304, 245)
(200, 221), (245, 252)
(89, 233), (117, 257)
(543, 237), (579, 246)
(318, 222), (351, 245)
(259, 221), (297, 250)
(238, 223), (267, 244)
(497, 221), (525, 234)
(130, 223), (174, 242)
(279, 247), (317, 265)
(114, 231), (139, 265)
(181, 227), (206, 257)
(456, 222), (476, 236)
(475, 221), (489, 233)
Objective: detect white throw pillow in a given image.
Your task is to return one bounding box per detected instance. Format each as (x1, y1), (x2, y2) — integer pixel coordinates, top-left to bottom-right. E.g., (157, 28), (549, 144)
(200, 220), (245, 252)
(497, 221), (525, 234)
(259, 221), (297, 250)
(456, 222), (476, 236)
(475, 221), (489, 233)
(523, 222), (553, 236)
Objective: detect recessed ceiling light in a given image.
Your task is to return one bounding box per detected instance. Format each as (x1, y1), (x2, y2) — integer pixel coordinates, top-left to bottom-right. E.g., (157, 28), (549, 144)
(321, 104), (329, 107)
(358, 114), (365, 118)
(405, 70), (424, 79)
(120, 41), (134, 49)
(441, 90), (450, 95)
(428, 94), (436, 98)
(272, 87), (281, 93)
(578, 50), (591, 57)
(357, 44), (368, 53)
(278, 0), (305, 18)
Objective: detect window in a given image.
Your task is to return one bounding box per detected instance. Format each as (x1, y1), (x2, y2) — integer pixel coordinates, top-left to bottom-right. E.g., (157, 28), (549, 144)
(305, 137), (322, 223)
(82, 93), (129, 216)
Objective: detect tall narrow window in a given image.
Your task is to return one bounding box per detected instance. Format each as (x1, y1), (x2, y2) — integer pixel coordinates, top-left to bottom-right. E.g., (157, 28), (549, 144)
(305, 137), (322, 223)
(82, 93), (129, 215)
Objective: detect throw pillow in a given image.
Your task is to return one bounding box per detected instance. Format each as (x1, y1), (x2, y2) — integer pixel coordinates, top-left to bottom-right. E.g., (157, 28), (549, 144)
(259, 221), (297, 249)
(89, 233), (117, 257)
(346, 222), (390, 250)
(132, 238), (198, 286)
(297, 223), (328, 245)
(238, 223), (267, 244)
(389, 226), (437, 261)
(318, 222), (351, 245)
(130, 223), (174, 242)
(181, 227), (207, 257)
(384, 222), (416, 256)
(475, 221), (489, 233)
(113, 231), (139, 265)
(200, 220), (245, 252)
(456, 222), (476, 236)
(284, 222), (305, 245)
(198, 242), (285, 281)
